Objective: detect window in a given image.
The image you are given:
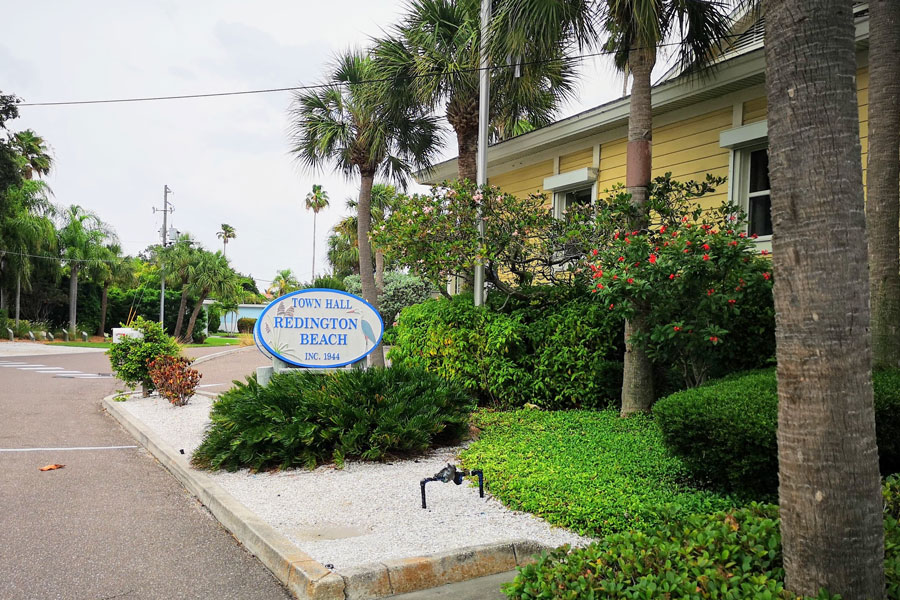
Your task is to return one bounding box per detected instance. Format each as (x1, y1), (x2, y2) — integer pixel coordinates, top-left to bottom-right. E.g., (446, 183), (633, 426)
(556, 187), (593, 219)
(745, 148), (772, 237)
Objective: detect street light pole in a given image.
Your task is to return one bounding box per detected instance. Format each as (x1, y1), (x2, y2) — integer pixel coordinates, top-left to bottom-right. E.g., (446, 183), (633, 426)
(153, 185), (173, 325)
(474, 0), (491, 307)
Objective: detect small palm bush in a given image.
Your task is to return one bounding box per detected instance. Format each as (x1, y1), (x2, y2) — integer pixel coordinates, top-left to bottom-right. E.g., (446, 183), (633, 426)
(191, 365), (474, 472)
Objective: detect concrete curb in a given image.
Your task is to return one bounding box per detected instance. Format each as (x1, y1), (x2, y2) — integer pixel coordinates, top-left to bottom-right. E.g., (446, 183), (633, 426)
(191, 346), (252, 365)
(103, 393), (545, 600)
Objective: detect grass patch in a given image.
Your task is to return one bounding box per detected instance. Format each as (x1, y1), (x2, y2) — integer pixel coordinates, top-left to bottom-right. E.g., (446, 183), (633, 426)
(183, 336), (239, 348)
(460, 409), (740, 537)
(52, 341), (112, 348)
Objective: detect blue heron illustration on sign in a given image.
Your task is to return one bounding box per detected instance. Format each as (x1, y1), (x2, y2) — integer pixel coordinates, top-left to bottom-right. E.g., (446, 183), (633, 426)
(347, 308), (378, 350)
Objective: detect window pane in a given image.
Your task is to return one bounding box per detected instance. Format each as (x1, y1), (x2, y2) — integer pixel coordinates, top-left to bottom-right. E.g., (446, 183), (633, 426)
(749, 149), (770, 193)
(566, 188), (593, 207)
(749, 194), (772, 236)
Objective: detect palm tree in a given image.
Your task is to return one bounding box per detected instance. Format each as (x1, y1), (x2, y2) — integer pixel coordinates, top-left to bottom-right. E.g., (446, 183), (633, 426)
(304, 184), (330, 280)
(160, 234), (199, 341)
(289, 50), (440, 368)
(90, 244), (136, 336)
(58, 205), (112, 335)
(766, 1), (885, 597)
(373, 0), (577, 182)
(502, 0), (732, 415)
(182, 251), (240, 343)
(0, 179), (56, 325)
(866, 0), (900, 369)
(267, 269), (300, 298)
(345, 184), (397, 292)
(11, 130), (52, 180)
(216, 223), (236, 256)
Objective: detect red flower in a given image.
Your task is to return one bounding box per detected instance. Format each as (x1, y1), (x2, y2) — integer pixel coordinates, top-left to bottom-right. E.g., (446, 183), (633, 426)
(709, 336), (719, 343)
(597, 284), (604, 290)
(702, 243), (710, 250)
(648, 254), (657, 264)
(673, 326), (681, 332)
(609, 303), (615, 310)
(626, 238), (632, 244)
(763, 272), (771, 280)
(618, 256), (625, 262)
(663, 241), (669, 247)
(613, 274), (618, 280)
(702, 254), (710, 261)
(591, 248), (598, 256)
(686, 241), (692, 246)
(761, 249), (769, 256)
(683, 249), (690, 254)
(669, 274), (675, 280)
(659, 225), (667, 234)
(728, 299), (736, 305)
(729, 240), (738, 247)
(751, 233), (759, 239)
(614, 232), (620, 240)
(627, 278), (634, 284)
(631, 230), (639, 236)
(739, 232), (747, 238)
(708, 289), (715, 296)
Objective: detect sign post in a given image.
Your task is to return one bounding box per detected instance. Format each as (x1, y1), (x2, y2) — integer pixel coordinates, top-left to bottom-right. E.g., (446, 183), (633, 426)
(253, 289), (384, 384)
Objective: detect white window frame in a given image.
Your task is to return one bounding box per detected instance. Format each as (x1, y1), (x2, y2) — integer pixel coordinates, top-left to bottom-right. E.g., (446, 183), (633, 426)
(721, 121), (772, 252)
(542, 167), (598, 219)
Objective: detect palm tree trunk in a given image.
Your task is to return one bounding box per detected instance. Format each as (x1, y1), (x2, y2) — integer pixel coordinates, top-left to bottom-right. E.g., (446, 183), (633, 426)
(312, 211), (317, 281)
(357, 171), (385, 368)
(456, 126), (478, 183)
(174, 287), (189, 341)
(15, 273), (21, 326)
(183, 291), (208, 344)
(68, 264), (79, 335)
(620, 45), (656, 417)
(766, 1), (885, 597)
(98, 284), (109, 336)
(866, 0), (900, 369)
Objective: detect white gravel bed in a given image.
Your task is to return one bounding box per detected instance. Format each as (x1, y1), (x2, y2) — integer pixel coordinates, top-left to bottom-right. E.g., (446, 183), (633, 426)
(119, 394), (591, 571)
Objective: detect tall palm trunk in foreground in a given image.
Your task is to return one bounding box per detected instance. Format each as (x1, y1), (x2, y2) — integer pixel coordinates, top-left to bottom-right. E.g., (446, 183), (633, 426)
(866, 0), (900, 369)
(356, 173), (384, 367)
(620, 44), (656, 416)
(766, 0), (885, 597)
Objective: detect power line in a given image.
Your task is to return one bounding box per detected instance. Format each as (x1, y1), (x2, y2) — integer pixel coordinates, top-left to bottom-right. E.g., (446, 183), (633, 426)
(0, 249), (134, 264)
(17, 38), (744, 108)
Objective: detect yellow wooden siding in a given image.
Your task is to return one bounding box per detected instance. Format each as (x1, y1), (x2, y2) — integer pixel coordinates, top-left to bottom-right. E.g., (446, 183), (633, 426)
(743, 97), (767, 125)
(489, 160), (554, 207)
(598, 107), (731, 208)
(558, 147), (594, 172)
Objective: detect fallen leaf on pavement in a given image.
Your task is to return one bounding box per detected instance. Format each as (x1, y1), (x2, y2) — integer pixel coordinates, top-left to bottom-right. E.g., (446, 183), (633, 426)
(39, 464), (65, 471)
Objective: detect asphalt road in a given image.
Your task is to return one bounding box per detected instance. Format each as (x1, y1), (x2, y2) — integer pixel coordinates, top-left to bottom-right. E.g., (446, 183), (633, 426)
(0, 349), (291, 600)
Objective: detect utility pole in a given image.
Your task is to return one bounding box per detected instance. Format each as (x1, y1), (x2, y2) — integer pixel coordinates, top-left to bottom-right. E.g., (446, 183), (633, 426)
(474, 0), (491, 306)
(153, 185), (174, 325)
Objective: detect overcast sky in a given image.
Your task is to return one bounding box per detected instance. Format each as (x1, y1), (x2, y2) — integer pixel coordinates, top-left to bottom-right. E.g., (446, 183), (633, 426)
(4, 0), (625, 291)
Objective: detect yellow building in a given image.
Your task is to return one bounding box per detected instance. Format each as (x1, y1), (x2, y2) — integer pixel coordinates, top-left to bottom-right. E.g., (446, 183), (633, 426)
(420, 4), (872, 255)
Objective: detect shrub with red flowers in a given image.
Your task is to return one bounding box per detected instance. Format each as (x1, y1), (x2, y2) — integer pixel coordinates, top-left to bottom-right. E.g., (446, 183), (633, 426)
(589, 174), (774, 387)
(148, 355), (202, 407)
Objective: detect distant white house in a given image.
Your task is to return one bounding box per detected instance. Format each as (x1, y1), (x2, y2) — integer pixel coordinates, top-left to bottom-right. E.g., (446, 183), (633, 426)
(201, 299), (266, 333)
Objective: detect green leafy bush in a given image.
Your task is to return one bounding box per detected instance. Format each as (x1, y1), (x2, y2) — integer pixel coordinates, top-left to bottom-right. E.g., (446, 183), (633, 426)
(192, 365), (474, 472)
(207, 309), (221, 333)
(236, 317), (256, 333)
(311, 275), (346, 291)
(653, 368), (900, 495)
(148, 355), (201, 406)
(106, 316), (181, 393)
(504, 493), (900, 600)
(460, 409), (736, 537)
(390, 293), (624, 409)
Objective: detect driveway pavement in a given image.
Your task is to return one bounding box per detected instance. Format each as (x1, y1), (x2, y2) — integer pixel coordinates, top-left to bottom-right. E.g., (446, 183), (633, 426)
(0, 349), (290, 600)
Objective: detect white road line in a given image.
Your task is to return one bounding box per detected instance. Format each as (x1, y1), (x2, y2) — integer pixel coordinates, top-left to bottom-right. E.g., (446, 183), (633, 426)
(1, 364), (45, 368)
(34, 369), (67, 373)
(50, 371), (84, 376)
(0, 445), (138, 452)
(17, 366), (54, 370)
(68, 375), (111, 379)
(197, 383), (224, 388)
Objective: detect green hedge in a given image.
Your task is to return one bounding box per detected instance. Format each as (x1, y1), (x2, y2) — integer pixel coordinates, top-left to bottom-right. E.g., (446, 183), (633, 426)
(389, 294), (623, 409)
(192, 365), (474, 472)
(504, 483), (900, 600)
(653, 368), (900, 495)
(460, 409), (736, 537)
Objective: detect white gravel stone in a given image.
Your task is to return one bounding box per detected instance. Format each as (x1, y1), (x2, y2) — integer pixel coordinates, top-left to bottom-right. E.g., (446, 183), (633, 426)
(119, 394), (592, 571)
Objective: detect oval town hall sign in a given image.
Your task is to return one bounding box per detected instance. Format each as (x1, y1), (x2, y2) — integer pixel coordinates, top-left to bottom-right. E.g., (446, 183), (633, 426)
(254, 289), (384, 368)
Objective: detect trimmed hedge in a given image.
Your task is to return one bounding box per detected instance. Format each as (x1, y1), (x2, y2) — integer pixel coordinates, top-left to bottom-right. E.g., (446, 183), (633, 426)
(653, 368), (900, 495)
(503, 482), (900, 600)
(236, 317), (256, 333)
(459, 409), (736, 537)
(192, 365), (474, 471)
(390, 294), (623, 409)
